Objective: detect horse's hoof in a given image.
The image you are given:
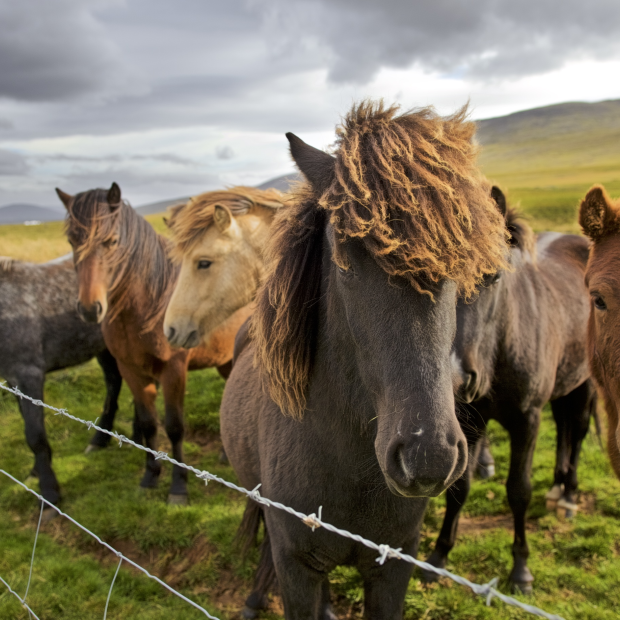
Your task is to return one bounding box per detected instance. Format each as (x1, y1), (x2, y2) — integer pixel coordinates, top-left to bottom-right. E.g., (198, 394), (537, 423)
(511, 580), (533, 595)
(420, 567), (441, 583)
(168, 493), (188, 506)
(41, 506), (58, 523)
(556, 498), (578, 519)
(476, 463), (495, 479)
(321, 604), (338, 620)
(545, 484), (564, 511)
(241, 606), (259, 620)
(85, 444), (105, 455)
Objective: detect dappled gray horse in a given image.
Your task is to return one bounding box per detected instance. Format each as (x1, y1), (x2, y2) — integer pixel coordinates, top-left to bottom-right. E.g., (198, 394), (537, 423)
(0, 256), (122, 506)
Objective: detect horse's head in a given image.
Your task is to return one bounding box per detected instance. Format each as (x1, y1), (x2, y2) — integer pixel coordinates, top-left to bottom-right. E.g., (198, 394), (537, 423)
(57, 183), (123, 324)
(452, 187), (533, 403)
(580, 185), (620, 466)
(254, 103), (509, 498)
(163, 188), (284, 348)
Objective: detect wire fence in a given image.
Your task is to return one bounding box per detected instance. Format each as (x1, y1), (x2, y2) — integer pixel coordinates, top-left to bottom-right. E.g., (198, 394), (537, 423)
(0, 381), (566, 620)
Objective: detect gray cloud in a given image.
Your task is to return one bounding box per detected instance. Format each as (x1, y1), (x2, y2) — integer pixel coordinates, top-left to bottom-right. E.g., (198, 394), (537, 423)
(0, 0), (137, 101)
(254, 0), (620, 83)
(0, 149), (29, 175)
(216, 146), (235, 160)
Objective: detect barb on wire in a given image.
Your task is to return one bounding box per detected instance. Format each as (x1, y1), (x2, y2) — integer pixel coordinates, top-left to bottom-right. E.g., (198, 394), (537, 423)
(0, 382), (565, 620)
(0, 469), (219, 620)
(0, 575), (41, 620)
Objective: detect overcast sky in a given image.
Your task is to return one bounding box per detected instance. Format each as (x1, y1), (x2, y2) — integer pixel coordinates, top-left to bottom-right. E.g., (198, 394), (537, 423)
(2, 0), (620, 207)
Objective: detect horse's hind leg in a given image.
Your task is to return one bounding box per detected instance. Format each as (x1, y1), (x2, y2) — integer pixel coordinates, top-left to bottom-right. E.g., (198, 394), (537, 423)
(548, 396), (570, 509)
(87, 349), (123, 451)
(160, 360), (189, 503)
(476, 434), (495, 479)
(242, 532), (277, 619)
(15, 368), (60, 506)
(119, 364), (161, 489)
(505, 409), (540, 594)
(552, 379), (595, 516)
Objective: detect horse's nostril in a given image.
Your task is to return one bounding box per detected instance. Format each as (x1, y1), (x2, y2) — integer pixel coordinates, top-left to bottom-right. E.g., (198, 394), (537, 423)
(167, 326), (176, 341)
(94, 301), (102, 316)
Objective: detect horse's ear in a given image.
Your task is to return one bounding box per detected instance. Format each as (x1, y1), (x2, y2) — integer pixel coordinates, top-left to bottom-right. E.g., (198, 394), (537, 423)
(55, 188), (73, 210)
(107, 182), (122, 212)
(286, 132), (335, 196)
(491, 186), (507, 218)
(580, 185), (616, 241)
(213, 204), (233, 232)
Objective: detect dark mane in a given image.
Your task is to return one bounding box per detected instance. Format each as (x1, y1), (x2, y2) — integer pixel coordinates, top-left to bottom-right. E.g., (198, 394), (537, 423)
(65, 189), (178, 331)
(253, 101), (509, 418)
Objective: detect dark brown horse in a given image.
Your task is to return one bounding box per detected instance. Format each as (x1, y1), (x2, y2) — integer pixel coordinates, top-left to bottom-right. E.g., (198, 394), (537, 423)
(424, 188), (595, 593)
(579, 185), (620, 480)
(57, 184), (252, 502)
(0, 255), (122, 507)
(221, 102), (509, 619)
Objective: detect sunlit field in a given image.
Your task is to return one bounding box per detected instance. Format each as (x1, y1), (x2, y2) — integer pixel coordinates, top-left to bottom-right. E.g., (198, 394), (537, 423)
(2, 138), (620, 619)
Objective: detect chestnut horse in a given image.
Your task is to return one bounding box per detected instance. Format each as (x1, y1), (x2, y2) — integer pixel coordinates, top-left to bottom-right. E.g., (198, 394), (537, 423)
(580, 185), (620, 480)
(57, 184), (251, 502)
(222, 103), (508, 619)
(163, 187), (286, 348)
(424, 188), (595, 593)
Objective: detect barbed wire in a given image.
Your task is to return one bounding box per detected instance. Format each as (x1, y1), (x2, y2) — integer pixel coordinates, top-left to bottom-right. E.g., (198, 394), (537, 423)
(0, 381), (566, 620)
(0, 468), (219, 620)
(0, 575), (41, 620)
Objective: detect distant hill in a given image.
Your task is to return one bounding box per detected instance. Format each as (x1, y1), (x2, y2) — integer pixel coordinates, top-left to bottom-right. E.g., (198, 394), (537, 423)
(257, 173), (300, 192)
(135, 197), (191, 216)
(476, 98), (620, 232)
(0, 203), (64, 225)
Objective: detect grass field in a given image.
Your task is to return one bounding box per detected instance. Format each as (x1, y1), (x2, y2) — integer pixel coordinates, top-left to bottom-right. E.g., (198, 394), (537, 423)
(2, 103), (620, 619)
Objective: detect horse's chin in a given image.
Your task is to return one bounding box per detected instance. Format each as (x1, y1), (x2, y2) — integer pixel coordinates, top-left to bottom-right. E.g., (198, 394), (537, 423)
(384, 475), (446, 499)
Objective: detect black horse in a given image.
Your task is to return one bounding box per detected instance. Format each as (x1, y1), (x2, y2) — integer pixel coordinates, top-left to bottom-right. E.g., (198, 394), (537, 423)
(0, 255), (122, 508)
(221, 103), (508, 619)
(424, 188), (595, 593)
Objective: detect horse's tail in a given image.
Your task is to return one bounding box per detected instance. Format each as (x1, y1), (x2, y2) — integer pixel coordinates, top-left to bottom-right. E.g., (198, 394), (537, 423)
(589, 387), (603, 449)
(237, 499), (277, 615)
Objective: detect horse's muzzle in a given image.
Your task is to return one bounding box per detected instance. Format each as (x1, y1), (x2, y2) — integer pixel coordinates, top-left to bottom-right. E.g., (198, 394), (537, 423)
(77, 300), (103, 324)
(165, 325), (200, 349)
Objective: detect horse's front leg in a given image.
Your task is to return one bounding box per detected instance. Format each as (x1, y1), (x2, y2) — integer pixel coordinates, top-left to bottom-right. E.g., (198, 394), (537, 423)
(160, 358), (189, 503)
(118, 362), (161, 489)
(14, 367), (60, 507)
(87, 349), (123, 451)
(359, 542), (416, 620)
(505, 408), (540, 594)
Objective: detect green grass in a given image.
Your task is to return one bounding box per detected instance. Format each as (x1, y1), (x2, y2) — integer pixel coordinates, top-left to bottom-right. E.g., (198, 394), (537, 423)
(2, 360), (620, 619)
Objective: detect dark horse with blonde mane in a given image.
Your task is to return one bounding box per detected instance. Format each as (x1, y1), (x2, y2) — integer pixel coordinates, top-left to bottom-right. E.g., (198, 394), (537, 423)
(57, 184), (252, 502)
(579, 185), (620, 481)
(423, 188), (595, 593)
(221, 102), (508, 619)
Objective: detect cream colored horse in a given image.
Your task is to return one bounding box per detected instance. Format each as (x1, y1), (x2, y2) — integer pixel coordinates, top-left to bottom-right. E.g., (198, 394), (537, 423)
(164, 186), (286, 348)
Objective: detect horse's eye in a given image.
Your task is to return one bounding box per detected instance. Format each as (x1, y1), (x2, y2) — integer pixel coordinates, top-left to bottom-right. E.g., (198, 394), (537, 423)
(592, 294), (607, 311)
(197, 260), (212, 270)
(482, 272), (501, 287)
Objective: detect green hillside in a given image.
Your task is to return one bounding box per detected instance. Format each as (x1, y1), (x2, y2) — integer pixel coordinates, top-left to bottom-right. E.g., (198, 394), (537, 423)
(477, 99), (620, 232)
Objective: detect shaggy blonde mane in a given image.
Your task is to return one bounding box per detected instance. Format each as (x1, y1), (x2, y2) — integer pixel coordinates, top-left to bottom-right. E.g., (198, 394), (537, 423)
(167, 186), (286, 261)
(253, 101), (510, 418)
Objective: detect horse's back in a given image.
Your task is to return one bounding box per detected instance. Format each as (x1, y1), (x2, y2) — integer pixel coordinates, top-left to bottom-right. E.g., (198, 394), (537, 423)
(537, 232), (590, 273)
